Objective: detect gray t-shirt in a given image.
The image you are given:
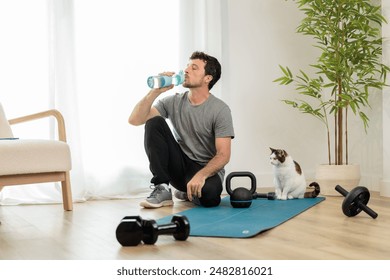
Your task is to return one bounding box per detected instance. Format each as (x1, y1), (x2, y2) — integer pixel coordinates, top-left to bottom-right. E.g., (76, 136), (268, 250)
(155, 91), (235, 181)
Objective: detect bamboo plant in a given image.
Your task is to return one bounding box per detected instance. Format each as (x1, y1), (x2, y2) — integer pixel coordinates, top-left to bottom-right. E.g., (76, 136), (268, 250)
(274, 0), (389, 165)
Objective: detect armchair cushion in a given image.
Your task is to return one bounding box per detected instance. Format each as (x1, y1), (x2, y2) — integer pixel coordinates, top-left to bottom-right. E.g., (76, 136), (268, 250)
(0, 139), (71, 176)
(0, 103), (14, 138)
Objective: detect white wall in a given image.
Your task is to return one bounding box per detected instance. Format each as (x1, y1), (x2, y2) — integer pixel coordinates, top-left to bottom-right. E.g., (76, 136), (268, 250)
(221, 0), (384, 191)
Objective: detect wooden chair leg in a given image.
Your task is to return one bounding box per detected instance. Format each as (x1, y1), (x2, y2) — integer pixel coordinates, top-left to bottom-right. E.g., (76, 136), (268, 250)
(61, 171), (73, 211)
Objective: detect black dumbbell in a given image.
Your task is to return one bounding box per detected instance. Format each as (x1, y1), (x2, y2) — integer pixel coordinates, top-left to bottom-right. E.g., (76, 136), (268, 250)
(142, 215), (190, 244)
(335, 185), (378, 219)
(116, 215), (190, 246)
(226, 171), (275, 208)
(116, 215), (144, 246)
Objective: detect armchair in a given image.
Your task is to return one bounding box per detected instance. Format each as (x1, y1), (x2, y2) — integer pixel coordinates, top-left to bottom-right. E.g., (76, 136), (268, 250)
(0, 103), (73, 211)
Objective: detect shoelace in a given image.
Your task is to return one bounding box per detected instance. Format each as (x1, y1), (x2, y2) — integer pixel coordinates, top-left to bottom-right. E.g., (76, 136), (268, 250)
(147, 185), (163, 198)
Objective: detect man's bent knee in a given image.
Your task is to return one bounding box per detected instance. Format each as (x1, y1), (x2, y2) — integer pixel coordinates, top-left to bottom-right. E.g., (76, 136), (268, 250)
(199, 195), (221, 207)
(145, 116), (166, 130)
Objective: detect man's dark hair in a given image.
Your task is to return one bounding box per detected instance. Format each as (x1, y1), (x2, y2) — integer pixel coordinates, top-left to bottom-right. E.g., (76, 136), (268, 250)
(190, 51), (221, 90)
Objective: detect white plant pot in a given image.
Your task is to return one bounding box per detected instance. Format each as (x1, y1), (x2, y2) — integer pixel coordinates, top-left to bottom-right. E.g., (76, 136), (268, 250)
(315, 164), (361, 196)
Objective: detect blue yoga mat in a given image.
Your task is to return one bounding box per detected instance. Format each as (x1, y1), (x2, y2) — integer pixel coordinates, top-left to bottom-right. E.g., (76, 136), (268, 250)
(158, 196), (325, 238)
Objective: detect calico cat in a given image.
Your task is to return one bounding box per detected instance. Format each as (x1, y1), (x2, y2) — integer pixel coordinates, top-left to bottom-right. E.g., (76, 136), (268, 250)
(269, 147), (320, 200)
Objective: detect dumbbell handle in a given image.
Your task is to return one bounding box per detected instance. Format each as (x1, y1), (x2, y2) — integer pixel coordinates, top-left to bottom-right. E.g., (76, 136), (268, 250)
(253, 192), (276, 200)
(157, 222), (180, 235)
(335, 185), (378, 219)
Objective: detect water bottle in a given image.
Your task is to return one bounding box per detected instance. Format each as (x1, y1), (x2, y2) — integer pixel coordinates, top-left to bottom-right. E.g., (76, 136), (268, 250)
(147, 70), (184, 88)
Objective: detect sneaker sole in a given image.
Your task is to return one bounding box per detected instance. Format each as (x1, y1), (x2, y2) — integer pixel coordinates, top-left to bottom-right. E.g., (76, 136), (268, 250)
(139, 200), (174, 209)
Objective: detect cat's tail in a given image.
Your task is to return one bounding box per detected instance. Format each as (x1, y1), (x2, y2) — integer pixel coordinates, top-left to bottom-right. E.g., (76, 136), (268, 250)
(304, 182), (320, 198)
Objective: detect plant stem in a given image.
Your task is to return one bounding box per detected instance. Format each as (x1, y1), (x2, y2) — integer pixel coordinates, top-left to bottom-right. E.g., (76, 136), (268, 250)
(337, 80), (343, 165)
(345, 107), (348, 165)
(336, 4), (343, 166)
(334, 106), (337, 165)
(327, 129), (331, 165)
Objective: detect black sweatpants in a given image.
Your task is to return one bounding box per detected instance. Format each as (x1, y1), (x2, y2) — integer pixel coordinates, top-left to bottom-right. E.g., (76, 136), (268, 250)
(144, 116), (222, 207)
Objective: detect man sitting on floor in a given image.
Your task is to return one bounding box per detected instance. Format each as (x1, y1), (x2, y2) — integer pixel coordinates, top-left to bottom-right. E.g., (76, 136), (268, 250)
(128, 51), (235, 208)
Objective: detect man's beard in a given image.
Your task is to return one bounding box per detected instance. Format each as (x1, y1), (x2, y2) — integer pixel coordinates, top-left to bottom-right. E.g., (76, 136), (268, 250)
(183, 81), (202, 89)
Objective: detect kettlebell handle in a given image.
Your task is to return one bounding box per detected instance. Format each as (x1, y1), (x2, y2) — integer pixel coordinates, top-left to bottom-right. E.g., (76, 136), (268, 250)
(225, 171), (257, 196)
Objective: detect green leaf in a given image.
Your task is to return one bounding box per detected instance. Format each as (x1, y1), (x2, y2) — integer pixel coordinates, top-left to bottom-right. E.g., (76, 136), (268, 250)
(279, 65), (292, 78)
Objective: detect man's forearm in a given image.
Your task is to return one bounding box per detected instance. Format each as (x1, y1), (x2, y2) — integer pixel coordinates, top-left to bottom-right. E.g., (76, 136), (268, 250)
(129, 83), (174, 126)
(186, 152), (230, 200)
(128, 90), (160, 126)
(197, 152), (230, 180)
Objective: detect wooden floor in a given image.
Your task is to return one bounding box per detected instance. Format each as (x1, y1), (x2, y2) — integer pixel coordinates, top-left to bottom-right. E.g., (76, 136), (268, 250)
(1, 191), (390, 260)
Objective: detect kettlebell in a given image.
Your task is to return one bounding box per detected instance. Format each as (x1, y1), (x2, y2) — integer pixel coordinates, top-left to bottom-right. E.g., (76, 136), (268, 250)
(225, 171), (257, 208)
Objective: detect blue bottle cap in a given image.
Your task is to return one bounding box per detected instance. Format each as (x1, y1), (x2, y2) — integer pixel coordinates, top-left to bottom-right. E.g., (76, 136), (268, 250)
(147, 76), (155, 88)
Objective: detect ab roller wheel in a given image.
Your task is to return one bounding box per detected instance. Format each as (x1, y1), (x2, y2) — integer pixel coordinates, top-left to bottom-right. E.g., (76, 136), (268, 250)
(335, 185), (378, 219)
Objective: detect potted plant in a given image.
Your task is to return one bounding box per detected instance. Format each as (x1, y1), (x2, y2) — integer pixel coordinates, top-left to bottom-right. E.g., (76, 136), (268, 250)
(274, 0), (389, 195)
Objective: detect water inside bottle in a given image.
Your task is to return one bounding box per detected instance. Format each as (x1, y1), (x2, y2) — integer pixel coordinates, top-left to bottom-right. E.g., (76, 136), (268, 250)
(149, 76), (164, 88)
(172, 70), (184, 86)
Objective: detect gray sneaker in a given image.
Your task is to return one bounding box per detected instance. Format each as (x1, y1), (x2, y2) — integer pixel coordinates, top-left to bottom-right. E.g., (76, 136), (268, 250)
(174, 189), (189, 201)
(140, 184), (173, 208)
(174, 190), (201, 205)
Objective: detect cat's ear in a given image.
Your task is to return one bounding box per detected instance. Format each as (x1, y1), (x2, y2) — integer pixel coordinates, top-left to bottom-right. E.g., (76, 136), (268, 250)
(282, 150), (288, 156)
(269, 147), (275, 153)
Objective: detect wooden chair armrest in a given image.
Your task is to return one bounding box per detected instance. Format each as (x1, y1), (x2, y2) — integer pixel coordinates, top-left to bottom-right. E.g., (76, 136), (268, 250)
(8, 109), (67, 142)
